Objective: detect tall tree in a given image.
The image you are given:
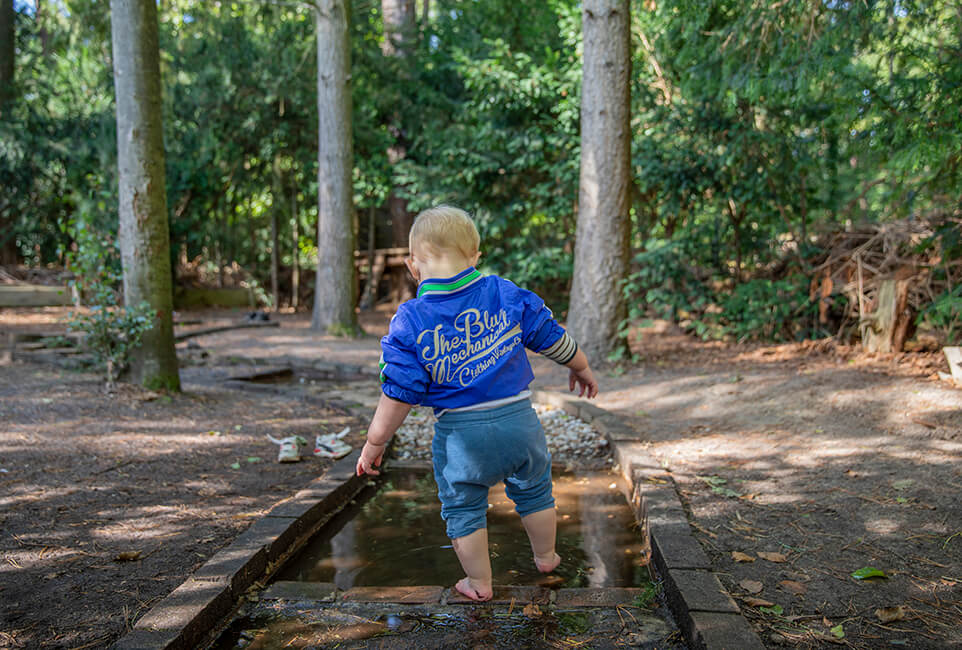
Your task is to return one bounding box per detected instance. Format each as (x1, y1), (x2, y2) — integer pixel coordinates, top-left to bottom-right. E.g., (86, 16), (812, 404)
(567, 0), (631, 362)
(0, 0), (16, 264)
(110, 0), (180, 390)
(381, 0), (415, 302)
(311, 0), (358, 334)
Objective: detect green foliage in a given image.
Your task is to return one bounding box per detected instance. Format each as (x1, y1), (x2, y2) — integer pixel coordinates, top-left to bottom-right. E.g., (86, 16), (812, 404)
(62, 217), (155, 388)
(632, 578), (662, 609)
(916, 286), (962, 344)
(5, 0), (960, 343)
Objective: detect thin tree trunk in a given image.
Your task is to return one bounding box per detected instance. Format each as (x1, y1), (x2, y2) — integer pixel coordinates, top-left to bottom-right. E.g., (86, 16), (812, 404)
(0, 0), (13, 111)
(291, 176), (300, 310)
(0, 0), (16, 263)
(567, 0), (631, 362)
(271, 155), (282, 310)
(110, 0), (180, 390)
(312, 0), (357, 334)
(382, 0), (416, 303)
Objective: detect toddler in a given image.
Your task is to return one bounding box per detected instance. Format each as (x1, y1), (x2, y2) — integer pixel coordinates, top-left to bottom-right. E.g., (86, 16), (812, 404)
(356, 205), (598, 601)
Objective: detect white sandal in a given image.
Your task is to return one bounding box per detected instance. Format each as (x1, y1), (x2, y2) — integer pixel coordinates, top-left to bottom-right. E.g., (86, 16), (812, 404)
(314, 427), (352, 459)
(266, 434), (308, 463)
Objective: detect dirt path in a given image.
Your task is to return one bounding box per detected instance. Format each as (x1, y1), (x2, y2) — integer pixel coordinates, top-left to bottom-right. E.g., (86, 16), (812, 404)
(1, 308), (960, 649)
(530, 327), (962, 648)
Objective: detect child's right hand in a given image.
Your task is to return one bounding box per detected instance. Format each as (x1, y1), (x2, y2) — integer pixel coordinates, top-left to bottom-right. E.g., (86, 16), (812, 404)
(569, 366), (599, 399)
(356, 441), (386, 476)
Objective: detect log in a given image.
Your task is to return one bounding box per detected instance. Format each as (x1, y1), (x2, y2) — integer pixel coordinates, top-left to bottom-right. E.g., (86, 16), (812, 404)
(174, 320), (279, 342)
(0, 284), (72, 307)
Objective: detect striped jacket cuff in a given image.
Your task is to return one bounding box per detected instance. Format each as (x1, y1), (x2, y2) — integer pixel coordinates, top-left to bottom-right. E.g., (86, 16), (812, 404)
(540, 332), (578, 365)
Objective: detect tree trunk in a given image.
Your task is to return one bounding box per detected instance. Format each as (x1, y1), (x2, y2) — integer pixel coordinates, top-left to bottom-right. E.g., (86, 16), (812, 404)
(312, 0), (357, 334)
(291, 177), (300, 310)
(567, 0), (631, 363)
(0, 0), (13, 111)
(381, 0), (415, 56)
(382, 0), (416, 303)
(110, 0), (180, 391)
(0, 0), (16, 264)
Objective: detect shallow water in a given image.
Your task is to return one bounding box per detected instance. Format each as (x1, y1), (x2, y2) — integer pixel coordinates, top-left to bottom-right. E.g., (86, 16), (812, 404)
(277, 470), (649, 589)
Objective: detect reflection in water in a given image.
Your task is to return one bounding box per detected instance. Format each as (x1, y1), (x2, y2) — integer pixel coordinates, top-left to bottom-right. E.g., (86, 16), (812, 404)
(330, 518), (362, 590)
(277, 471), (646, 588)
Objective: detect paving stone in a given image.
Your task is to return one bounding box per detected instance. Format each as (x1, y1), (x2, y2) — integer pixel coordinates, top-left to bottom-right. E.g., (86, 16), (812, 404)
(553, 587), (642, 607)
(689, 611), (766, 650)
(131, 577), (232, 650)
(596, 415), (637, 441)
(664, 569), (739, 615)
(232, 514), (300, 564)
(325, 450), (362, 480)
(445, 585), (546, 605)
(611, 441), (664, 476)
(577, 402), (608, 423)
(112, 628), (179, 650)
(191, 543), (268, 600)
(262, 581), (338, 601)
(651, 524), (712, 572)
(340, 585), (445, 604)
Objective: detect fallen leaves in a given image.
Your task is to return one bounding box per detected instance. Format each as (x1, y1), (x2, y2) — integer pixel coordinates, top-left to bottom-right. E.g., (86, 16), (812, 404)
(740, 579), (764, 594)
(851, 566), (888, 580)
(779, 580), (807, 595)
(875, 606), (906, 623)
(731, 551), (755, 563)
(522, 603), (542, 618)
(757, 551), (787, 563)
(743, 596), (774, 607)
(114, 551), (142, 562)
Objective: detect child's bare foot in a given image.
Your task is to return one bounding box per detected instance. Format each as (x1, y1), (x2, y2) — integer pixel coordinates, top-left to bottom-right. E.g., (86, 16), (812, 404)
(533, 552), (561, 573)
(455, 577), (493, 601)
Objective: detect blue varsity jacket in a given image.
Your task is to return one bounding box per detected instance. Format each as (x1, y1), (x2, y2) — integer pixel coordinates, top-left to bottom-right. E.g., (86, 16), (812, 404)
(378, 267), (578, 412)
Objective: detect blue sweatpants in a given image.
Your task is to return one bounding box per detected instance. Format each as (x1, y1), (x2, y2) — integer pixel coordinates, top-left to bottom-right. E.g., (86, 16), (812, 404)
(431, 398), (555, 539)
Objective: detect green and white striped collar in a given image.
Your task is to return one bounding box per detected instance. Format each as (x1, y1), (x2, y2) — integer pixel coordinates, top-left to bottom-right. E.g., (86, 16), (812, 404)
(417, 267), (483, 298)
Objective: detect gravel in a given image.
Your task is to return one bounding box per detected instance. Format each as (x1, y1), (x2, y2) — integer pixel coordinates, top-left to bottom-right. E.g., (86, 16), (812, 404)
(391, 403), (611, 464)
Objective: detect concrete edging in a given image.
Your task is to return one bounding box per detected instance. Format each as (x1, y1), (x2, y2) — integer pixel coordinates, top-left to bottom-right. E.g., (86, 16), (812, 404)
(113, 451), (369, 650)
(531, 390), (765, 650)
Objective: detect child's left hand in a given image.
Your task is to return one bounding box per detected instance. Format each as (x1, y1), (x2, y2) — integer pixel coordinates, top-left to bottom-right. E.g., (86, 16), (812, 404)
(356, 441), (386, 476)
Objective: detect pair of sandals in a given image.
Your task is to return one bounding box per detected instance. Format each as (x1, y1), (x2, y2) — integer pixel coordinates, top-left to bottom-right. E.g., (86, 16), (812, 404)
(267, 427), (352, 462)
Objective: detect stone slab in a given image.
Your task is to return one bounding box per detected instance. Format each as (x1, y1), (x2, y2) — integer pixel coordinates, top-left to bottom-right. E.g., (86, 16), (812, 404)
(262, 581), (338, 601)
(129, 577), (232, 650)
(190, 543), (268, 600)
(112, 628), (180, 650)
(689, 611), (766, 650)
(651, 525), (713, 572)
(340, 585), (445, 604)
(445, 585), (547, 605)
(231, 514), (300, 565)
(553, 587), (643, 608)
(664, 570), (739, 615)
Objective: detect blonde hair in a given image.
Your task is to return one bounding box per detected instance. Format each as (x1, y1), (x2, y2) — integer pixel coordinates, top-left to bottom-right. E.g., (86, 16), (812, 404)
(409, 205), (480, 261)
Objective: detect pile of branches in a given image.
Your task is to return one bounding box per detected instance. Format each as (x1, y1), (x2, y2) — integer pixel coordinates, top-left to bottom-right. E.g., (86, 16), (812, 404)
(809, 217), (960, 351)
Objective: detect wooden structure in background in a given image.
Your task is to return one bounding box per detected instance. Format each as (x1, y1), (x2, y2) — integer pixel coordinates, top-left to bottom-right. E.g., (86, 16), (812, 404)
(356, 247), (412, 308)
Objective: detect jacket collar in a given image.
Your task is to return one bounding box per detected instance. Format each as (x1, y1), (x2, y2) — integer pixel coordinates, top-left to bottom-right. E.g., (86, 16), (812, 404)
(417, 267), (482, 298)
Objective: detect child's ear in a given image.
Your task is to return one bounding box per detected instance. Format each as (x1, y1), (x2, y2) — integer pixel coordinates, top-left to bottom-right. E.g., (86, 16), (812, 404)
(404, 257), (420, 283)
(472, 251), (481, 266)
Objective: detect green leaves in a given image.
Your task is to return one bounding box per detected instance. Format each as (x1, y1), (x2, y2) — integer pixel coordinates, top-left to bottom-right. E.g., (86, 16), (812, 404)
(851, 566), (887, 580)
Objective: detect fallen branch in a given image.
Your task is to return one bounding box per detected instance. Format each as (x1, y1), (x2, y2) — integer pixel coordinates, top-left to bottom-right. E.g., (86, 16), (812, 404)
(174, 320), (279, 342)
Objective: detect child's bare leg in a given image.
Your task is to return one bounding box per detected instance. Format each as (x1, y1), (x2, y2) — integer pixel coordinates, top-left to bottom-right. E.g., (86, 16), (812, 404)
(452, 528), (493, 601)
(521, 508), (561, 573)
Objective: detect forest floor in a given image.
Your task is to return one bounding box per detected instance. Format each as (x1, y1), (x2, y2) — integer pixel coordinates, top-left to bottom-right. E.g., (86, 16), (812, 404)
(1, 307), (960, 649)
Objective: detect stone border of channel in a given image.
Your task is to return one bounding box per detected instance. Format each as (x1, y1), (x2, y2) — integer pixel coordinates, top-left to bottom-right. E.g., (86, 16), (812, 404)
(113, 451), (369, 650)
(531, 390), (765, 650)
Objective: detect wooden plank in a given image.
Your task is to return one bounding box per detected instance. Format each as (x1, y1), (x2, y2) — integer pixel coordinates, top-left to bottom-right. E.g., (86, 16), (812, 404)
(0, 284), (72, 307)
(945, 347), (962, 383)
